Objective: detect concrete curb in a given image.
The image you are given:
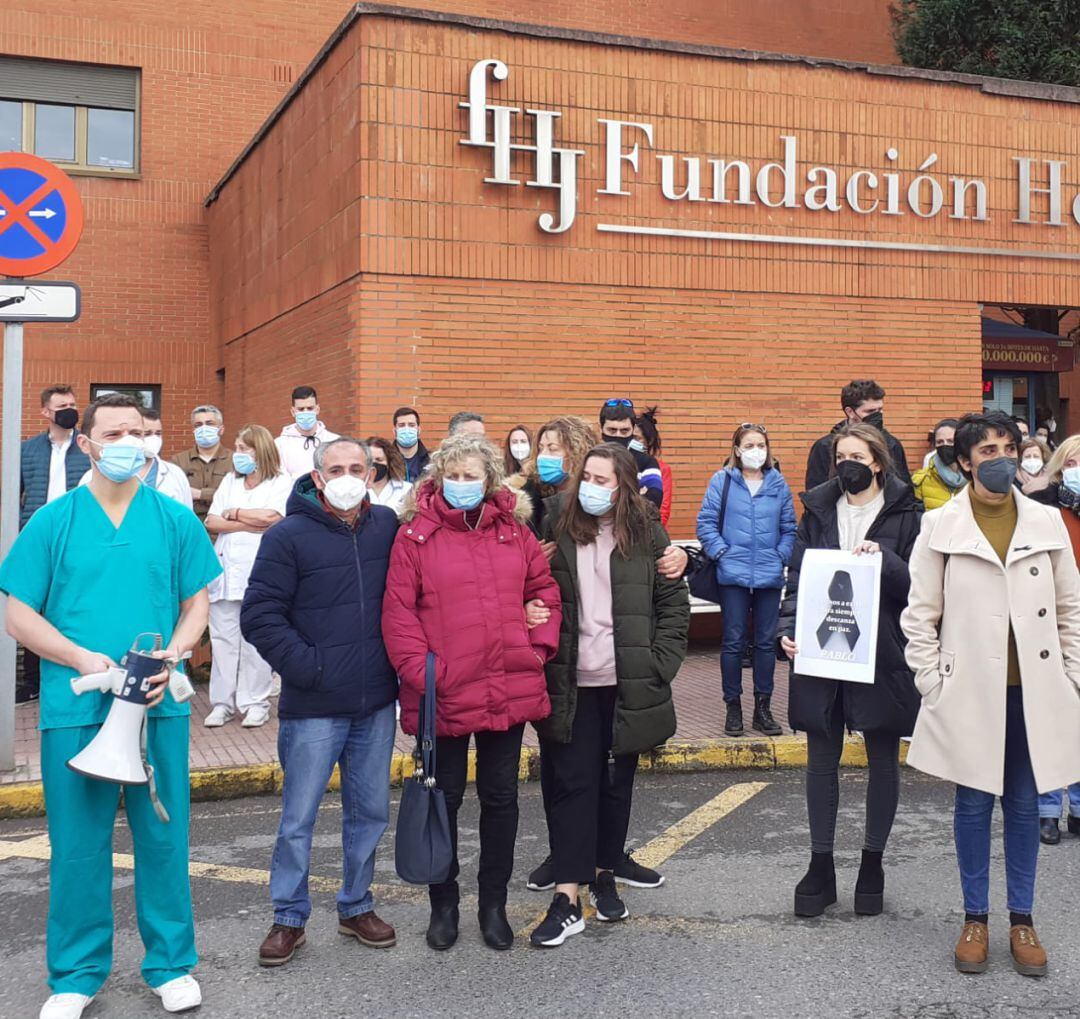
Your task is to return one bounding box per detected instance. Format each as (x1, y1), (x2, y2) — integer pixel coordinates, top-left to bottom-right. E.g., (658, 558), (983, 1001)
(0, 734), (909, 819)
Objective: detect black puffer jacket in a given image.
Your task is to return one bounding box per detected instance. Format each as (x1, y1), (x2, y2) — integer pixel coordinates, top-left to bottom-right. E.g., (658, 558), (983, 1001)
(778, 475), (922, 737)
(537, 495), (690, 755)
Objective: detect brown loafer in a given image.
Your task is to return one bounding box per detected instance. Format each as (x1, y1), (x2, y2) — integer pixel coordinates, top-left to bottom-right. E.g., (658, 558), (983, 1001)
(258, 923), (306, 967)
(954, 921), (988, 973)
(1010, 924), (1047, 977)
(339, 910), (396, 948)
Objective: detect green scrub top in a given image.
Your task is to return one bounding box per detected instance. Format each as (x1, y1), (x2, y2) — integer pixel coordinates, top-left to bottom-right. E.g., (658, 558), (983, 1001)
(0, 484), (222, 730)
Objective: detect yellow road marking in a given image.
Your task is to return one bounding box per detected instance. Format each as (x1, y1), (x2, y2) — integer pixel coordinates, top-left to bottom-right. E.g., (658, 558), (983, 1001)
(516, 780), (769, 936)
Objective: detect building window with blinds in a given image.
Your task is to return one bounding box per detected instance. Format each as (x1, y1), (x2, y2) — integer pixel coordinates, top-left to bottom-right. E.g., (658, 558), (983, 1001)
(0, 57), (139, 176)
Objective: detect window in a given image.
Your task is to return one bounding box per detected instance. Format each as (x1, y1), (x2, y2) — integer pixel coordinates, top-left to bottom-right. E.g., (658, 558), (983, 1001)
(0, 57), (139, 177)
(90, 384), (160, 412)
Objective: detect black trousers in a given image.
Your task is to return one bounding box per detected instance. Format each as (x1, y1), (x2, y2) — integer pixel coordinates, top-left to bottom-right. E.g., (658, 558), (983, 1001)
(806, 695), (900, 854)
(17, 647), (40, 702)
(543, 686), (638, 886)
(430, 724), (525, 909)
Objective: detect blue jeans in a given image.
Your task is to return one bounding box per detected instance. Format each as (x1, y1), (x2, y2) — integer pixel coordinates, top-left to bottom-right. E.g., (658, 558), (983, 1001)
(954, 687), (1039, 915)
(270, 704), (396, 926)
(717, 585), (781, 701)
(1039, 783), (1080, 819)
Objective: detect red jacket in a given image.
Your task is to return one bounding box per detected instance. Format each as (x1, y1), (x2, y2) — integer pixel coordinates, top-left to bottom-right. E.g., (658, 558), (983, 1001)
(382, 481), (562, 737)
(659, 459), (673, 527)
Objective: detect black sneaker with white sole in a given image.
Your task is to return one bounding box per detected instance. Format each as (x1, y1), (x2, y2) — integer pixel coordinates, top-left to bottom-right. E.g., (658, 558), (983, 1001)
(612, 851), (664, 888)
(529, 893), (584, 947)
(526, 854), (555, 891)
(590, 871), (629, 922)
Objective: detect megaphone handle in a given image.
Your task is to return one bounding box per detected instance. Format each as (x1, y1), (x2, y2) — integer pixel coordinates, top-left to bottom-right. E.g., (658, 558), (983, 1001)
(139, 717), (171, 824)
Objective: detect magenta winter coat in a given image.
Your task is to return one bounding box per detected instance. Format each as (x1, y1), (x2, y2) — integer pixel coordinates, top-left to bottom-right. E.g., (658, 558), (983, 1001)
(382, 481), (562, 738)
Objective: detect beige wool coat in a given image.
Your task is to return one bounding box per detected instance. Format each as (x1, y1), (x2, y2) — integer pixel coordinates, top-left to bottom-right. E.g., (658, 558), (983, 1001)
(901, 486), (1080, 795)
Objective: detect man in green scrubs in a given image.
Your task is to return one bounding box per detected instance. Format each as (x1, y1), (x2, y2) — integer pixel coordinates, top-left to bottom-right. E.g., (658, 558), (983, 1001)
(0, 394), (221, 1019)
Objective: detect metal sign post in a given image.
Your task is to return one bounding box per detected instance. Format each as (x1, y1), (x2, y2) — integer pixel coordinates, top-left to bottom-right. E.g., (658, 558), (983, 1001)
(0, 153), (84, 772)
(0, 320), (22, 771)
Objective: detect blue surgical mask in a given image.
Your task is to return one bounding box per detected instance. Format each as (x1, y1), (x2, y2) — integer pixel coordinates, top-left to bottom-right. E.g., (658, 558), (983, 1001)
(443, 478), (485, 510)
(294, 410), (318, 431)
(193, 425), (220, 449)
(537, 455), (568, 485)
(628, 438), (647, 454)
(1062, 466), (1080, 494)
(232, 452), (257, 476)
(396, 426), (419, 448)
(578, 480), (615, 516)
(90, 436), (146, 483)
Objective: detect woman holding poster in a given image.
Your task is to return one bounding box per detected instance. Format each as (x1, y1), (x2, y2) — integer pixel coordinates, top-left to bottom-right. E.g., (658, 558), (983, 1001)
(778, 423), (921, 919)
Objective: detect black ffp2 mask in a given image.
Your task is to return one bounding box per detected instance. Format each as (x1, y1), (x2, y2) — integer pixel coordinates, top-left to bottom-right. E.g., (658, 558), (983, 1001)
(836, 459), (875, 495)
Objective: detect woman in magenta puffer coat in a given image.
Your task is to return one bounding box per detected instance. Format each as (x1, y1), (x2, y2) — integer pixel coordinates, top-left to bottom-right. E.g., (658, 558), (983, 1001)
(382, 433), (562, 952)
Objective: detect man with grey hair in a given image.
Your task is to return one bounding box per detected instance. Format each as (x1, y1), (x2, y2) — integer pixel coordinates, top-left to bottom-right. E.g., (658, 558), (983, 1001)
(241, 437), (401, 966)
(448, 410), (485, 438)
(172, 404), (231, 522)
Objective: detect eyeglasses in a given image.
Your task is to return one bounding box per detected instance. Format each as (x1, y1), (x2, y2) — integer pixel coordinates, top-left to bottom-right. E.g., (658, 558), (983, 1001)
(739, 422), (767, 433)
(605, 399), (634, 409)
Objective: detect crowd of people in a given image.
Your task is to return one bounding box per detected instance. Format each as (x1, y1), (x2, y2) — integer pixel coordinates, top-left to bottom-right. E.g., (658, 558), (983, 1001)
(4, 377), (1080, 1018)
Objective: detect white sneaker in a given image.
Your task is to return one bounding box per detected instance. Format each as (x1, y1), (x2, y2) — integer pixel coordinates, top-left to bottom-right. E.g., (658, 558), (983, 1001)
(152, 975), (202, 1013)
(203, 705), (233, 728)
(241, 705), (270, 728)
(40, 994), (94, 1019)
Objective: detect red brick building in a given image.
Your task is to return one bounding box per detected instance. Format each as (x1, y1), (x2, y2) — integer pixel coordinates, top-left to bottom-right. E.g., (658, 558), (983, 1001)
(5, 3), (1080, 537)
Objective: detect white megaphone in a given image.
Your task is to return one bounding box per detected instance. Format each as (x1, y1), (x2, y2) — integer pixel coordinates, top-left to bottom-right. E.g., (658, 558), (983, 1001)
(66, 632), (194, 822)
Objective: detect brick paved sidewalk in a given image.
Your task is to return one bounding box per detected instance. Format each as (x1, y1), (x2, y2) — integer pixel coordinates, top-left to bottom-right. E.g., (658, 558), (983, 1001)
(2, 642), (790, 786)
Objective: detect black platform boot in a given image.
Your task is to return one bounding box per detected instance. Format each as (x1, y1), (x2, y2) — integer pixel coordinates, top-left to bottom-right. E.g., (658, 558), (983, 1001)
(752, 694), (782, 736)
(724, 699), (744, 736)
(794, 852), (837, 917)
(854, 849), (885, 916)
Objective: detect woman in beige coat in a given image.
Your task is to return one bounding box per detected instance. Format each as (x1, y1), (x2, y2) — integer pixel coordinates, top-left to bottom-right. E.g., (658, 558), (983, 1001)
(901, 412), (1080, 979)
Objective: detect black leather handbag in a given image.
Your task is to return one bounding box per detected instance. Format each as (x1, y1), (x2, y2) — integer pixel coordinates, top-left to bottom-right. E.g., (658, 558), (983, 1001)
(395, 652), (453, 885)
(685, 471), (730, 604)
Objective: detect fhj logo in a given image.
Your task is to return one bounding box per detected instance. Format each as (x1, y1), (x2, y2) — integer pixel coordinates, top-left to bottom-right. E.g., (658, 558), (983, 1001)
(459, 58), (1080, 261)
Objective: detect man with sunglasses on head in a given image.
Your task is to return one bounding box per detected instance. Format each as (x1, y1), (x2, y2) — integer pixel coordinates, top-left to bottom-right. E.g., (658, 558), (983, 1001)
(599, 399), (663, 509)
(805, 379), (910, 491)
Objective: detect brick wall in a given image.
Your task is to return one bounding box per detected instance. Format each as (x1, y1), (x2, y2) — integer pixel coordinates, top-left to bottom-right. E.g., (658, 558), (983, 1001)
(1, 1), (897, 451)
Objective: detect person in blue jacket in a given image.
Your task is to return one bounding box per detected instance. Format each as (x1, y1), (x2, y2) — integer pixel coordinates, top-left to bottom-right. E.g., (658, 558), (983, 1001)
(240, 437), (401, 968)
(697, 423), (796, 737)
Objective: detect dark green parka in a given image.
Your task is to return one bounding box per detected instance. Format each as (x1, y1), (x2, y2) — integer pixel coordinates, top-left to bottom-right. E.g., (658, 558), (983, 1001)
(537, 495), (690, 755)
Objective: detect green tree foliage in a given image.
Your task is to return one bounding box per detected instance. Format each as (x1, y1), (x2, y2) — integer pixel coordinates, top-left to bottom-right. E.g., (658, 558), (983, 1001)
(891, 1), (1080, 86)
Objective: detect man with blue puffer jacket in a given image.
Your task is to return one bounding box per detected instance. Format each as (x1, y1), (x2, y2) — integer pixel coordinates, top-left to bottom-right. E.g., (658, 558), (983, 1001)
(696, 424), (796, 737)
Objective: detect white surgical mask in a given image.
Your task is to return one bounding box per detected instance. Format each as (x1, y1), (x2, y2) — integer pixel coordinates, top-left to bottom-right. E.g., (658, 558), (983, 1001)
(143, 435), (163, 459)
(509, 442), (530, 462)
(740, 447), (767, 470)
(1021, 457), (1043, 476)
(321, 474), (367, 511)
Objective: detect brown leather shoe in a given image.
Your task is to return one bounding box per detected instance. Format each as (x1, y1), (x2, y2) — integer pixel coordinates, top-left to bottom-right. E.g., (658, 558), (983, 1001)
(1010, 924), (1047, 977)
(258, 923), (306, 967)
(339, 910), (396, 948)
(954, 921), (988, 973)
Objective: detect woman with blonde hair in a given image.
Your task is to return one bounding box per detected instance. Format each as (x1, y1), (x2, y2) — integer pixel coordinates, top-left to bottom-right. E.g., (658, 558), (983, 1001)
(514, 415), (597, 537)
(205, 424), (293, 728)
(1018, 437), (1052, 496)
(382, 433), (562, 952)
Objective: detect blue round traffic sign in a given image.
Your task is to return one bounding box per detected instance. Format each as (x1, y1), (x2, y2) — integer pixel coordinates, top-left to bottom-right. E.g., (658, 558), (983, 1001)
(0, 153), (84, 277)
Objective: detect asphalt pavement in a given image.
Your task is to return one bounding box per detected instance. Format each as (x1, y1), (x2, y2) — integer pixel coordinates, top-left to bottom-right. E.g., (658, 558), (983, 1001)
(1, 768), (1078, 1019)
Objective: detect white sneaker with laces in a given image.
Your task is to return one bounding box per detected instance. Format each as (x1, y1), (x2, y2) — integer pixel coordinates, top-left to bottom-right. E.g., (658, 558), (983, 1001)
(152, 975), (202, 1013)
(203, 705), (233, 728)
(241, 705), (270, 728)
(40, 994), (94, 1019)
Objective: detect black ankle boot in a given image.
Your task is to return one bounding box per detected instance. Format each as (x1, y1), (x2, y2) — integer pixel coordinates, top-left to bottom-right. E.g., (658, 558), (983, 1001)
(478, 903), (513, 951)
(854, 849), (885, 915)
(752, 694), (782, 736)
(426, 901), (459, 950)
(724, 699), (744, 736)
(794, 852), (836, 917)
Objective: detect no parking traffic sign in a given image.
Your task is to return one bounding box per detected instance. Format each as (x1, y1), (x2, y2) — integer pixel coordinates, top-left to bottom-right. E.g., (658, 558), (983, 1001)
(0, 152), (84, 277)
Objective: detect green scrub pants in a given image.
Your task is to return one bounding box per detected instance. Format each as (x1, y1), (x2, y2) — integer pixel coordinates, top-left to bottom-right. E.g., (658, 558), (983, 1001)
(40, 716), (195, 995)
